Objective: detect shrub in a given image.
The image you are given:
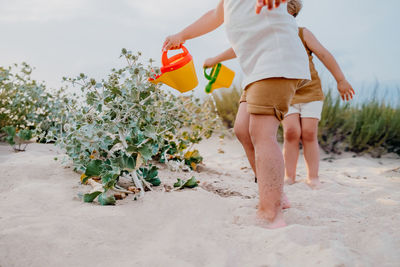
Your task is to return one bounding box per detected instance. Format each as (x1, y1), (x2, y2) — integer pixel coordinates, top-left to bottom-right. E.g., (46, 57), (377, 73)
(0, 63), (69, 150)
(1, 126), (33, 151)
(50, 49), (222, 204)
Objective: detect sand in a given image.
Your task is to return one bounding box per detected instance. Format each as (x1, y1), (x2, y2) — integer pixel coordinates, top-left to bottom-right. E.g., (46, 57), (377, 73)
(0, 137), (399, 267)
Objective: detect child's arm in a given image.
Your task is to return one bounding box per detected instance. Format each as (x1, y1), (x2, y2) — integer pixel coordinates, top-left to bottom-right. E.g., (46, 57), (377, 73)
(163, 0), (224, 51)
(303, 28), (355, 101)
(203, 48), (237, 68)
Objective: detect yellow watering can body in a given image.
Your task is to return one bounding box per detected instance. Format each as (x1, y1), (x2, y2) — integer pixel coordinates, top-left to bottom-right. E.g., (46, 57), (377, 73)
(204, 63), (235, 93)
(149, 46), (198, 93)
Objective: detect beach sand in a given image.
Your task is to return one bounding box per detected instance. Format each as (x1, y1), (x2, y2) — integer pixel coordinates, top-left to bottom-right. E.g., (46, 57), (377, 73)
(0, 137), (399, 267)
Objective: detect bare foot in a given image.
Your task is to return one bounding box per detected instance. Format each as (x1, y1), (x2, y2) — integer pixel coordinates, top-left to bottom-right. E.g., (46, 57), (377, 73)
(256, 210), (287, 229)
(306, 177), (321, 190)
(267, 217), (287, 229)
(282, 193), (291, 209)
(284, 176), (296, 185)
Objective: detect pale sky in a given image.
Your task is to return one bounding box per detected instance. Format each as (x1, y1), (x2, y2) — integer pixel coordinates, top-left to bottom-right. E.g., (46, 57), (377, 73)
(0, 0), (399, 99)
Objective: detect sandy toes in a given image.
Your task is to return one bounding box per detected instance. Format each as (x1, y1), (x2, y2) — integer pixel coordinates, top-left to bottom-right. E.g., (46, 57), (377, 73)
(256, 211), (287, 229)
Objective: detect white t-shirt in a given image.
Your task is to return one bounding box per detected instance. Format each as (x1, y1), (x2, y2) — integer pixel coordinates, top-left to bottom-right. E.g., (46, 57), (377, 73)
(224, 0), (311, 89)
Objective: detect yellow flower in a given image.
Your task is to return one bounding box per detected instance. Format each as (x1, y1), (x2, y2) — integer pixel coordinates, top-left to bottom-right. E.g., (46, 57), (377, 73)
(190, 162), (197, 171)
(80, 174), (88, 184)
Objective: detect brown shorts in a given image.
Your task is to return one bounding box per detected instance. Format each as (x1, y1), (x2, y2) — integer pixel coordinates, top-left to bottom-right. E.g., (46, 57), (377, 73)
(239, 78), (302, 121)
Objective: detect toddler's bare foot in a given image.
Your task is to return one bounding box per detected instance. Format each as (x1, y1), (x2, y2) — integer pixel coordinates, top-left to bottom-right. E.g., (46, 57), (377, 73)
(306, 177), (321, 190)
(284, 176), (296, 185)
(267, 216), (287, 229)
(282, 193), (291, 209)
(256, 210), (287, 229)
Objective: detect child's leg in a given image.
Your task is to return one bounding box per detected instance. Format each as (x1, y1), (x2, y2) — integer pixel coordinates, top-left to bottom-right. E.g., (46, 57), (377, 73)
(300, 118), (321, 189)
(235, 102), (291, 209)
(245, 78), (299, 228)
(234, 102), (256, 173)
(249, 114), (286, 228)
(282, 114), (301, 184)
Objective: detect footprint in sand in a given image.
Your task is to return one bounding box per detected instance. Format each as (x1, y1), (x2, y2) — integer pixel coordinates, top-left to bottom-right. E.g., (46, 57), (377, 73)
(201, 182), (254, 199)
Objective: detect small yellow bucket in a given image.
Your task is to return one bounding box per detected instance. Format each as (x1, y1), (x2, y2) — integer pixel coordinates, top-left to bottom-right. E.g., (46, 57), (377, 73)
(149, 46), (198, 93)
(204, 63), (235, 93)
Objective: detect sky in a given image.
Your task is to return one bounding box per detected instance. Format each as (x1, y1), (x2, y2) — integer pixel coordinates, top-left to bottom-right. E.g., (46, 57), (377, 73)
(0, 0), (399, 100)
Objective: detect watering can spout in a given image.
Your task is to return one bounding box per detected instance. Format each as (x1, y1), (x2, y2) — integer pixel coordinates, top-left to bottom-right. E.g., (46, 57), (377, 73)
(150, 72), (176, 89)
(148, 46), (198, 93)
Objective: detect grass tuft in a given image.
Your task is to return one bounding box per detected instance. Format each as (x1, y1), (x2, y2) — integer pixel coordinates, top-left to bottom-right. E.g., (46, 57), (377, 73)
(212, 84), (400, 157)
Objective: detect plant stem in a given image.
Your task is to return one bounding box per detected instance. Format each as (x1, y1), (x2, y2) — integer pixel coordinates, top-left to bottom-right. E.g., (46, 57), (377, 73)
(139, 176), (154, 192)
(112, 186), (134, 194)
(130, 172), (144, 198)
(139, 93), (154, 105)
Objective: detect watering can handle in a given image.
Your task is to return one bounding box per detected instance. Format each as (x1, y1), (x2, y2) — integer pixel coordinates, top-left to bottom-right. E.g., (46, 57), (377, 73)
(204, 63), (222, 94)
(204, 66), (214, 80)
(204, 67), (214, 93)
(203, 63), (221, 81)
(162, 45), (189, 66)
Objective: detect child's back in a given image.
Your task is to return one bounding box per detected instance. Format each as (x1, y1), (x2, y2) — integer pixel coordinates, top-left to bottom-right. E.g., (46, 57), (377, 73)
(224, 0), (310, 88)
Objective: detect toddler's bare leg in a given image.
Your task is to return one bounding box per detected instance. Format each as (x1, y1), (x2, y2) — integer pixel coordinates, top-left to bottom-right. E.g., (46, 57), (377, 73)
(249, 114), (286, 228)
(234, 103), (256, 173)
(301, 118), (321, 189)
(234, 103), (290, 209)
(282, 114), (301, 184)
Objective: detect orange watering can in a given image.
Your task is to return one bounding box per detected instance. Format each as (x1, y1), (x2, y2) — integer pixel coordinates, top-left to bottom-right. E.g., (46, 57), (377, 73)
(149, 46), (198, 93)
(204, 63), (235, 93)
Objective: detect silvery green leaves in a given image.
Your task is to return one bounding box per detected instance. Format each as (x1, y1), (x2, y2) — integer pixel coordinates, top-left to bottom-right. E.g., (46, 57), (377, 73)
(173, 176), (199, 189)
(2, 126), (16, 145)
(0, 63), (70, 148)
(137, 165), (160, 186)
(83, 191), (116, 206)
(83, 191), (102, 203)
(1, 126), (33, 151)
(98, 193), (116, 206)
(85, 160), (103, 177)
(56, 49), (221, 204)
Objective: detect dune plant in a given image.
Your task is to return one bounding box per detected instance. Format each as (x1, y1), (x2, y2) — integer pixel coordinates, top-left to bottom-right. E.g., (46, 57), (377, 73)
(347, 100), (400, 156)
(1, 126), (33, 151)
(211, 85), (242, 128)
(0, 63), (69, 150)
(318, 90), (353, 153)
(52, 49), (222, 204)
(211, 84), (400, 157)
(318, 88), (400, 156)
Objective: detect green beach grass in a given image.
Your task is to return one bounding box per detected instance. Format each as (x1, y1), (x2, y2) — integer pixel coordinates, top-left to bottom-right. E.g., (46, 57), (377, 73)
(212, 84), (400, 157)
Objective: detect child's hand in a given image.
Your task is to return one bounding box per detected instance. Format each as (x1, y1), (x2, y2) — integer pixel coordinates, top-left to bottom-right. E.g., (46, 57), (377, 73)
(163, 33), (185, 51)
(337, 80), (355, 101)
(255, 0), (286, 14)
(203, 57), (219, 68)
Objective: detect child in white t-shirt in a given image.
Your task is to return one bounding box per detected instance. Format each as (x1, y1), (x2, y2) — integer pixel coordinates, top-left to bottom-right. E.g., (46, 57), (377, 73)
(203, 0), (354, 192)
(163, 0), (310, 228)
